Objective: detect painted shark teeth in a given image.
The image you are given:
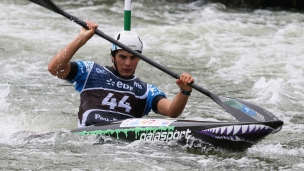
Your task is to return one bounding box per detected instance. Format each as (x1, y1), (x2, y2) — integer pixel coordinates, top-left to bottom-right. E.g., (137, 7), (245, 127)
(198, 124), (273, 142)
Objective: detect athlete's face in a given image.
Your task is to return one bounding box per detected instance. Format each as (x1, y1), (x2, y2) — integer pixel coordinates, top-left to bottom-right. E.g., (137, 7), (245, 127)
(112, 50), (140, 77)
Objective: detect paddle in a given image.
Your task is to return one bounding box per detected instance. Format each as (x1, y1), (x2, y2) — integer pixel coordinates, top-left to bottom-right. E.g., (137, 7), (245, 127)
(28, 0), (283, 132)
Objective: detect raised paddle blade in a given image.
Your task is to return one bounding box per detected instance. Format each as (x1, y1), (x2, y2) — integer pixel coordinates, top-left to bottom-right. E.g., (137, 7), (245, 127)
(29, 0), (88, 29)
(29, 0), (62, 14)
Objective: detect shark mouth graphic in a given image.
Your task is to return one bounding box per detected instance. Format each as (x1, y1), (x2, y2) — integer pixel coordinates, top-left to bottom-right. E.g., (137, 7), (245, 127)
(196, 124), (274, 143)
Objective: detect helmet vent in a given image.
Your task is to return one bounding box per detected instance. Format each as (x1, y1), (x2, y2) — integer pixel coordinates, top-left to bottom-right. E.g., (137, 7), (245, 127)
(116, 34), (121, 40)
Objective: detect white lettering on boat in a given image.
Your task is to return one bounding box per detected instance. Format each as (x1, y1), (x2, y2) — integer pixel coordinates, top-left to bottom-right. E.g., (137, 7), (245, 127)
(139, 129), (191, 141)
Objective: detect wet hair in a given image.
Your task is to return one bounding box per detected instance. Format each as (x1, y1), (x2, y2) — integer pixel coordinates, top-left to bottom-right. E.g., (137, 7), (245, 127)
(111, 50), (117, 58)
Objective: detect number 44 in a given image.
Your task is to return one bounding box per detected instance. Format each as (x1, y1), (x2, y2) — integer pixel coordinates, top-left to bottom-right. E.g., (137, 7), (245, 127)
(102, 93), (132, 113)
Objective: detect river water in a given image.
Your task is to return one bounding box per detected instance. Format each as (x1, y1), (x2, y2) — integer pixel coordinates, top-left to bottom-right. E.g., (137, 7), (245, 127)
(1, 0), (304, 170)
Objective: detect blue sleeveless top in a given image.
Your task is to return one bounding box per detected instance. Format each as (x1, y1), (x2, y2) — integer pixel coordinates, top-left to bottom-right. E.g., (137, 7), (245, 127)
(69, 61), (166, 123)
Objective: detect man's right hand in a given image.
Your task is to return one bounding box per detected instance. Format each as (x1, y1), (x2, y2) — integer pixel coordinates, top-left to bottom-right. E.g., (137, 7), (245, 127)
(79, 21), (98, 42)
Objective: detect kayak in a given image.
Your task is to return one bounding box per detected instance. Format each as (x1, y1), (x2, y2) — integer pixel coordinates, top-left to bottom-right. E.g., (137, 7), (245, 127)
(72, 118), (283, 151)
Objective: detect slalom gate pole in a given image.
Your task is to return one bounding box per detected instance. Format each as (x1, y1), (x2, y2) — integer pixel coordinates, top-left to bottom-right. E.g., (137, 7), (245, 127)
(124, 0), (132, 31)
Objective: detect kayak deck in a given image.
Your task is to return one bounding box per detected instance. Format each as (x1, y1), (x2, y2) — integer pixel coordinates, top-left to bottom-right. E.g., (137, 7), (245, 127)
(72, 118), (283, 151)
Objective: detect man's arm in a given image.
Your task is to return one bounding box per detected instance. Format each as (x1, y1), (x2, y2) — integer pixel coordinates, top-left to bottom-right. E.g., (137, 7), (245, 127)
(48, 21), (98, 79)
(156, 73), (194, 118)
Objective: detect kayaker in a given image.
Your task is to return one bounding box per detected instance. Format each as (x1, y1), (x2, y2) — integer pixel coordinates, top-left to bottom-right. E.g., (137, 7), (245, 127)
(48, 21), (194, 127)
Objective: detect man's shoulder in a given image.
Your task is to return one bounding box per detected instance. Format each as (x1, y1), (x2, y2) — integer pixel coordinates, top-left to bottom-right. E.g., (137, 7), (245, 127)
(76, 61), (107, 73)
(75, 60), (95, 67)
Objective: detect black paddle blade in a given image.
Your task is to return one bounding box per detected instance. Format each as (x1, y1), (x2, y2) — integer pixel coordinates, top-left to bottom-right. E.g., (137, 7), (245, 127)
(29, 0), (62, 14)
(29, 0), (88, 29)
(218, 96), (277, 122)
(192, 84), (281, 122)
(213, 95), (283, 133)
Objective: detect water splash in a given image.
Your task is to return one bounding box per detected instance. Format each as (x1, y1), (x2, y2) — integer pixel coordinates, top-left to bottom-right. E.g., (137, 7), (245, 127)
(252, 77), (285, 104)
(0, 83), (10, 112)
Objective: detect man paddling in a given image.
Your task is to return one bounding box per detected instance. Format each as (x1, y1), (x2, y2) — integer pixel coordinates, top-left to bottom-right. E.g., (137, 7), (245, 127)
(48, 21), (194, 128)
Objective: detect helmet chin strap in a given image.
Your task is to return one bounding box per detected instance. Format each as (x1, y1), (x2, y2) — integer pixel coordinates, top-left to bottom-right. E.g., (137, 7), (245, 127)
(112, 58), (118, 71)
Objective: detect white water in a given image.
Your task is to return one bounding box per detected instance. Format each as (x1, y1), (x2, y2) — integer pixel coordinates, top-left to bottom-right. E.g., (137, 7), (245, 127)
(1, 0), (304, 170)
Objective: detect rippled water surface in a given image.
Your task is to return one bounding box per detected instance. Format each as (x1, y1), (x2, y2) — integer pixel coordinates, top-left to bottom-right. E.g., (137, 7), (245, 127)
(1, 0), (304, 170)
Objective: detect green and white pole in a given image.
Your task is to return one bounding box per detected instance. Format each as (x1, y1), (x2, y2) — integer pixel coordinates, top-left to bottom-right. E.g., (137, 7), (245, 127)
(124, 0), (131, 31)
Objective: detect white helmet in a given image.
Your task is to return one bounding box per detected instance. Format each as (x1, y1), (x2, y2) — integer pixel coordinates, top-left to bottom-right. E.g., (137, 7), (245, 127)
(111, 31), (143, 52)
